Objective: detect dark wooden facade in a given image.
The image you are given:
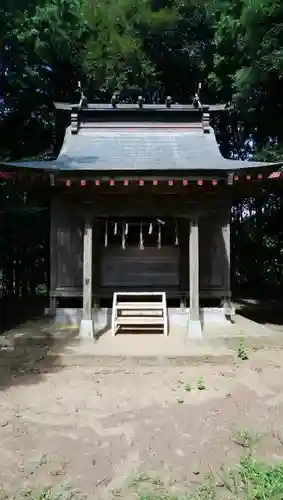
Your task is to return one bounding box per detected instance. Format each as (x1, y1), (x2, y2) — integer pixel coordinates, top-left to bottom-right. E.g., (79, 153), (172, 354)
(50, 193), (230, 302)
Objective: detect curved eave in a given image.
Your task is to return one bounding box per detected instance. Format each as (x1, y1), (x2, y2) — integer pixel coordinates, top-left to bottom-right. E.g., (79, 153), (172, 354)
(2, 161), (282, 175)
(2, 125), (283, 174)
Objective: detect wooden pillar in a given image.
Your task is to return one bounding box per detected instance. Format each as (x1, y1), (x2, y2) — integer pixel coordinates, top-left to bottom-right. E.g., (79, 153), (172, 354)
(79, 213), (94, 338)
(179, 218), (189, 309)
(222, 207), (233, 317)
(92, 219), (101, 310)
(48, 197), (57, 317)
(188, 215), (202, 337)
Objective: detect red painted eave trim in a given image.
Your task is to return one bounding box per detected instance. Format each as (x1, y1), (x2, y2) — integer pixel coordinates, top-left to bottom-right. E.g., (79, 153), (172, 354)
(0, 171), (282, 184)
(268, 171), (282, 179)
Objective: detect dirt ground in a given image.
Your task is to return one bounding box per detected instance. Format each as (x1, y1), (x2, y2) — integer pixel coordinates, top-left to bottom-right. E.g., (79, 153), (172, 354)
(1, 345), (283, 499)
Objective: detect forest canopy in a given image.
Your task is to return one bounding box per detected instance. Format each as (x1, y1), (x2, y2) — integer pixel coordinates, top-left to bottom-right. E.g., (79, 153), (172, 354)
(1, 0), (283, 158)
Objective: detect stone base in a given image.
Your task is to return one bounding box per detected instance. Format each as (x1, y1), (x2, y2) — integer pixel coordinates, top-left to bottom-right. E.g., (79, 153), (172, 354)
(54, 307), (233, 341)
(188, 319), (202, 339)
(44, 307), (56, 317)
(79, 319), (94, 339)
(44, 298), (57, 317)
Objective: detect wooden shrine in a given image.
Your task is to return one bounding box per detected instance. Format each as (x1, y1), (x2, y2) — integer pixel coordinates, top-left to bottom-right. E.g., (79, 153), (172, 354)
(3, 98), (283, 338)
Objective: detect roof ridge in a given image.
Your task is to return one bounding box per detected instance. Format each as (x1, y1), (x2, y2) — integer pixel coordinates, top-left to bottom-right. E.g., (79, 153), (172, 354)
(79, 122), (203, 130)
(55, 102), (227, 111)
(70, 108), (210, 135)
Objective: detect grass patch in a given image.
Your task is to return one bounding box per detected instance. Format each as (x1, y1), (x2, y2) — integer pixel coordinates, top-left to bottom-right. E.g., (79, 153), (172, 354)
(0, 487), (85, 500)
(4, 457), (283, 500)
(213, 456), (283, 499)
(237, 338), (249, 361)
(196, 377), (206, 391)
(128, 473), (169, 499)
(232, 427), (261, 452)
(176, 397), (184, 404)
(128, 473), (164, 489)
(129, 457), (283, 499)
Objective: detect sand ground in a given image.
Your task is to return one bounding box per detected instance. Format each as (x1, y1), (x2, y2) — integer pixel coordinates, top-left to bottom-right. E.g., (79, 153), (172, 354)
(1, 338), (283, 498)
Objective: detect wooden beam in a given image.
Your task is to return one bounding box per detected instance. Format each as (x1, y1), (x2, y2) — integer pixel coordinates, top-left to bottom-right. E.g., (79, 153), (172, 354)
(79, 212), (94, 338)
(73, 195), (229, 218)
(188, 214), (202, 337)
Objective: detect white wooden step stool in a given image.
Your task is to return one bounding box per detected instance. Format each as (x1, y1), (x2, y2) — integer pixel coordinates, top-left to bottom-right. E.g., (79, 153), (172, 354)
(111, 292), (168, 336)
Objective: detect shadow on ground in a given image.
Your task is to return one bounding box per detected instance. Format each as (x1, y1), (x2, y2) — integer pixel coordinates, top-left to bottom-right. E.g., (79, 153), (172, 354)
(236, 298), (283, 327)
(2, 296), (283, 392)
(0, 297), (49, 334)
(0, 316), (78, 391)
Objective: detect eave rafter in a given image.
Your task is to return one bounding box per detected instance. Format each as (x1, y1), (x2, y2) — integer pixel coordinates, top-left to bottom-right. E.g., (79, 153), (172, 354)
(0, 170), (282, 187)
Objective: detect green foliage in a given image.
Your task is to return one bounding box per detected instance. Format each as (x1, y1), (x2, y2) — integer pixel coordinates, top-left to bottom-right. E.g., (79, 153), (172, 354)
(237, 338), (249, 360)
(212, 0), (283, 143)
(4, 458), (283, 498)
(128, 457), (283, 499)
(232, 427), (261, 451)
(0, 486), (85, 499)
(197, 377), (206, 391)
(2, 0), (283, 128)
(231, 195), (283, 293)
(83, 0), (156, 95)
(1, 0), (215, 104)
(213, 456), (283, 499)
(237, 455), (283, 499)
(176, 397), (184, 404)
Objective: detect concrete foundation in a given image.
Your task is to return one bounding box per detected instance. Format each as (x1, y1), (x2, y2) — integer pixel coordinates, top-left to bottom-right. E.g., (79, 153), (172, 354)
(53, 307), (231, 337)
(5, 305), (282, 361)
(188, 319), (202, 339)
(79, 319), (94, 339)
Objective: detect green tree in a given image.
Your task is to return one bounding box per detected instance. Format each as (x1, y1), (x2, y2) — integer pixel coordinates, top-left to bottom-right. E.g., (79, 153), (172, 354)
(212, 0), (283, 147)
(82, 0), (156, 99)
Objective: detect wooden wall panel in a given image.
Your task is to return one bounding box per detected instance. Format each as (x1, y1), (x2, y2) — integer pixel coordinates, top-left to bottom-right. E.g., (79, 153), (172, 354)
(101, 246), (180, 289)
(50, 197), (83, 292)
(199, 206), (230, 293)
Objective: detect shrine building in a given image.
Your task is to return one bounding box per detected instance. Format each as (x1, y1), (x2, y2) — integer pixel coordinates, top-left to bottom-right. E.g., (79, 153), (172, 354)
(4, 98), (283, 338)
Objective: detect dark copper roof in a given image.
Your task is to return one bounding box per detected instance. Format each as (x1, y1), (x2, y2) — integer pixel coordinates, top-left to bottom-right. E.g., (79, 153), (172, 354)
(3, 103), (282, 173)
